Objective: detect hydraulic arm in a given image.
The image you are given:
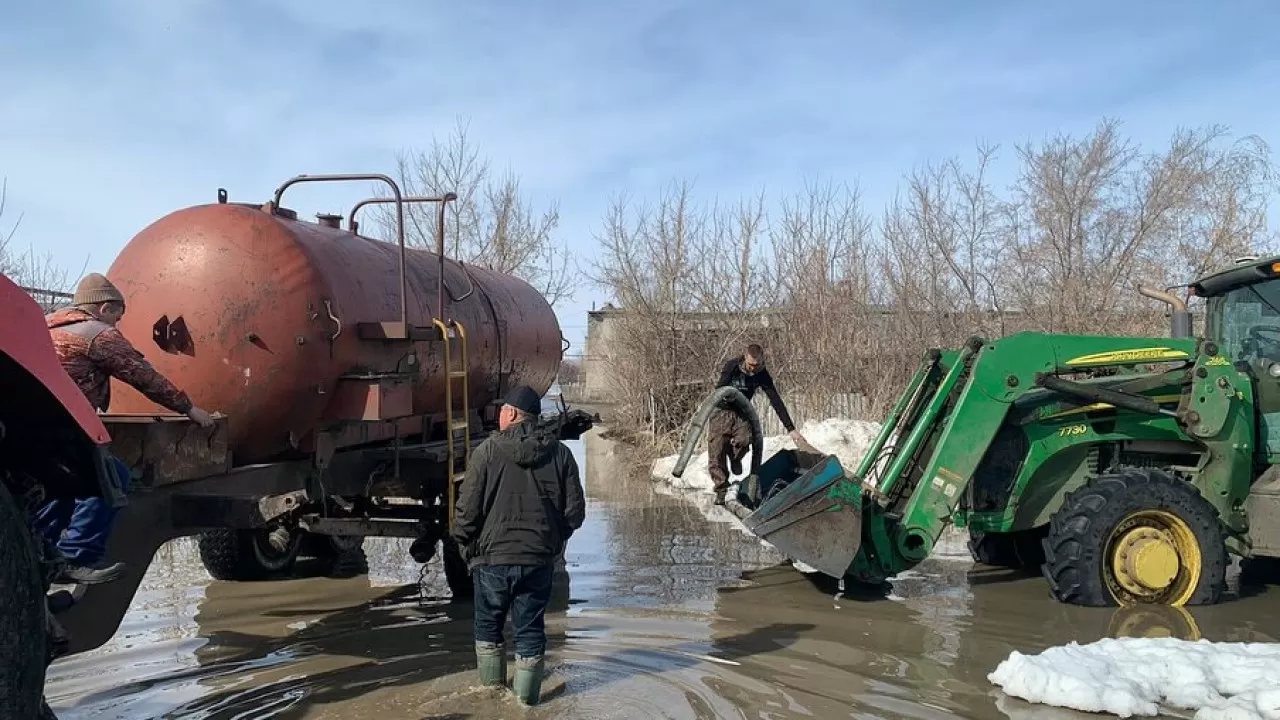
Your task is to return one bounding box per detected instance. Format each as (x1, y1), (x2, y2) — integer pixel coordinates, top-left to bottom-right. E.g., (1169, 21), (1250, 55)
(754, 331), (1236, 586)
(728, 256), (1280, 607)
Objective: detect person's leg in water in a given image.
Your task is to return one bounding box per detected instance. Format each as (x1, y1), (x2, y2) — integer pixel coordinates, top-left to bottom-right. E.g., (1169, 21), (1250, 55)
(509, 562), (554, 706)
(706, 409), (734, 505)
(33, 457), (128, 585)
(472, 565), (512, 688)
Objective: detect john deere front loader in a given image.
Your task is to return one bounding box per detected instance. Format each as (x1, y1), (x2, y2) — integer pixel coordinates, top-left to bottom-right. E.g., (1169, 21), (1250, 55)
(711, 256), (1280, 607)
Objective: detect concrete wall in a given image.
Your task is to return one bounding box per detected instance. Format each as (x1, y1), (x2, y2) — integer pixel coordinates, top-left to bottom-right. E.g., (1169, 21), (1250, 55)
(582, 308), (621, 402)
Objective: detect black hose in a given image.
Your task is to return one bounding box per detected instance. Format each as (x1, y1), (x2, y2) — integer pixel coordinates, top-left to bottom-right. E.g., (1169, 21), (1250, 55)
(1037, 374), (1178, 418)
(671, 386), (764, 479)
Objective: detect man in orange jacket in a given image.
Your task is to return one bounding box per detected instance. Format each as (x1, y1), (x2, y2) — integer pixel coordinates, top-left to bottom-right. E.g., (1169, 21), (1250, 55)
(33, 273), (214, 585)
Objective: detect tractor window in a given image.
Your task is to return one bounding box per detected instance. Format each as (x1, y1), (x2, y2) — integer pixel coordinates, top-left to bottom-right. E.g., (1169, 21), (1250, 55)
(1215, 279), (1280, 362)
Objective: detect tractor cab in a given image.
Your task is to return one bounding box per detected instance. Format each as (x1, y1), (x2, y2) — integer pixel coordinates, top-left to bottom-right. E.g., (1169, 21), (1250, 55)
(1191, 255), (1280, 458)
(1195, 255), (1280, 363)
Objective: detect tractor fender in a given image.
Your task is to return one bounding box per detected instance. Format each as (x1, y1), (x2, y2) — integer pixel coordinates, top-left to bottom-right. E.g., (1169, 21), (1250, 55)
(0, 273), (109, 446)
(671, 386), (764, 479)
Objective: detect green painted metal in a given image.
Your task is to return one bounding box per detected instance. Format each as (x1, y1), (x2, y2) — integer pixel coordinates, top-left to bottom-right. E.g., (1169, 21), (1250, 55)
(876, 341), (979, 498)
(850, 350), (937, 481)
(737, 262), (1280, 598)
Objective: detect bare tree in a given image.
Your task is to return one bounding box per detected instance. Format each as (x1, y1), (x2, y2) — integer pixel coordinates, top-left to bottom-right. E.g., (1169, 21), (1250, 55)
(767, 180), (883, 402)
(584, 119), (1279, 445)
(557, 357), (583, 385)
(587, 181), (776, 444)
(371, 118), (576, 306)
(1001, 120), (1277, 335)
(0, 178), (73, 311)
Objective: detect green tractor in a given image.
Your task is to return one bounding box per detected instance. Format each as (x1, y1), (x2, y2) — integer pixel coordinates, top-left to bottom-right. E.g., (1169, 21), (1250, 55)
(713, 256), (1280, 607)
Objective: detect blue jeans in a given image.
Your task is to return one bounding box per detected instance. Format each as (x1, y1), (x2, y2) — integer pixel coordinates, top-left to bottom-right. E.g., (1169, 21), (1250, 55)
(32, 456), (131, 565)
(473, 563), (554, 658)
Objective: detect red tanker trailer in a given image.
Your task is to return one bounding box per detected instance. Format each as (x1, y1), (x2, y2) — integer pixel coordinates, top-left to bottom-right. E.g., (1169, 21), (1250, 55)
(52, 174), (597, 658)
(106, 178), (562, 463)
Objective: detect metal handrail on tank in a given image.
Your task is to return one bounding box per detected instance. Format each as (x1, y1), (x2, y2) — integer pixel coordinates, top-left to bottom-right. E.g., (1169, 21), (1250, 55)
(270, 173), (413, 338)
(346, 193), (474, 318)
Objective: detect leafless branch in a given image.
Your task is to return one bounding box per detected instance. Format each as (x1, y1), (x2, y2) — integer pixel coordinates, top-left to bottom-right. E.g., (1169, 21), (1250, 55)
(370, 117), (578, 307)
(588, 121), (1279, 445)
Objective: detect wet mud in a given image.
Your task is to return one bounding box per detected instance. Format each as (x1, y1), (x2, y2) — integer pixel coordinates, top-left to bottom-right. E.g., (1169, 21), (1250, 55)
(45, 429), (1280, 719)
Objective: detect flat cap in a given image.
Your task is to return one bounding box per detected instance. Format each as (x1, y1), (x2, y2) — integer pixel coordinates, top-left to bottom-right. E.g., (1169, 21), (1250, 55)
(503, 385), (541, 417)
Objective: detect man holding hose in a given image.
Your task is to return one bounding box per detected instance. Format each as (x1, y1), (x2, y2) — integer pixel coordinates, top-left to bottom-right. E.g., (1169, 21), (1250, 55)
(707, 344), (805, 505)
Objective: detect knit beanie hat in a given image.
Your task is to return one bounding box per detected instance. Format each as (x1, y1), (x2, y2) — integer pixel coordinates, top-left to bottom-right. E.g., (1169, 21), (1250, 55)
(73, 273), (126, 307)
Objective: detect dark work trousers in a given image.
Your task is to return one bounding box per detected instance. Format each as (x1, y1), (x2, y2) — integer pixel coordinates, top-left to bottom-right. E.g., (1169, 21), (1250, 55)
(473, 562), (555, 658)
(707, 407), (752, 493)
(32, 455), (131, 565)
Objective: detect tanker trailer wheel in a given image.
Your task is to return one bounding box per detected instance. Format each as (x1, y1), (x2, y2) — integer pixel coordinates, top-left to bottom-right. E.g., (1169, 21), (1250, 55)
(441, 537), (473, 600)
(197, 527), (304, 581)
(299, 532), (368, 578)
(0, 478), (49, 718)
(1040, 467), (1227, 607)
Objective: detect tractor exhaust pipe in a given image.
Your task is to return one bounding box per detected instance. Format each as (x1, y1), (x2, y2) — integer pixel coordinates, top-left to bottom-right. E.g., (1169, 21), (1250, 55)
(1137, 284), (1193, 339)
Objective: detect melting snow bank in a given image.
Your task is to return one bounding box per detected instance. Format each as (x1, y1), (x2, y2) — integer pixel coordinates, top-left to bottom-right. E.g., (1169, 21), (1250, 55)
(989, 637), (1280, 719)
(650, 417), (884, 493)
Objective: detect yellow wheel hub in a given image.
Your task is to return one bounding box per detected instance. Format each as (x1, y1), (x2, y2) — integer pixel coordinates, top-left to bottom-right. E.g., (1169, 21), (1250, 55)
(1106, 510), (1203, 606)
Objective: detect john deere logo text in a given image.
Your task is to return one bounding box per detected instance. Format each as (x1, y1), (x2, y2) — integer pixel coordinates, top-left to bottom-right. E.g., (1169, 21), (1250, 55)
(1065, 347), (1190, 366)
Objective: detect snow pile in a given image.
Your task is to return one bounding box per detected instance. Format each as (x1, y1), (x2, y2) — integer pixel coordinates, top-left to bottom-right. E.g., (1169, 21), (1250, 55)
(989, 637), (1280, 719)
(650, 417), (883, 492)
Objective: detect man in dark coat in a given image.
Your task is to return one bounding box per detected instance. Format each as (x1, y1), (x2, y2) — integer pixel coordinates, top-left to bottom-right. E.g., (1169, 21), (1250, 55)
(708, 343), (806, 505)
(451, 385), (585, 706)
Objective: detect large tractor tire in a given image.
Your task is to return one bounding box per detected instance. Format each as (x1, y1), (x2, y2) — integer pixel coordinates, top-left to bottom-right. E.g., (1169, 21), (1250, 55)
(0, 480), (48, 718)
(197, 528), (303, 581)
(1041, 467), (1228, 607)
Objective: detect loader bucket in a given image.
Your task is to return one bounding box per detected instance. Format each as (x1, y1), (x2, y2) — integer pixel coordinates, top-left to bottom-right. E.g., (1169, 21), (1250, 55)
(738, 452), (864, 579)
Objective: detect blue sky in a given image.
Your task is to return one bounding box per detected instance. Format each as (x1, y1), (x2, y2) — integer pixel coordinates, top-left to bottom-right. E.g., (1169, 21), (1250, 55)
(1, 0), (1277, 353)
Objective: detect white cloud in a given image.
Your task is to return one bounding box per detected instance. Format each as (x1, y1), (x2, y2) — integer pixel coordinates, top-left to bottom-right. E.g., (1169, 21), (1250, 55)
(0, 0), (1276, 350)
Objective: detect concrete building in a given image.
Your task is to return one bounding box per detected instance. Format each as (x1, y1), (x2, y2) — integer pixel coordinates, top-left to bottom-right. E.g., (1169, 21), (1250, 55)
(581, 304), (789, 402)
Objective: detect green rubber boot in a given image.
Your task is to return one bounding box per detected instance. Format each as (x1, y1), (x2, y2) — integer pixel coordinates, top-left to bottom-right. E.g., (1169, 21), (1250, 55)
(475, 641), (506, 687)
(512, 654), (545, 706)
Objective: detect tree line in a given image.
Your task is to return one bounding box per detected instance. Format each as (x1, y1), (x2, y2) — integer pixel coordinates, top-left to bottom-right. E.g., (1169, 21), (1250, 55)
(7, 118), (1278, 451)
(584, 120), (1278, 447)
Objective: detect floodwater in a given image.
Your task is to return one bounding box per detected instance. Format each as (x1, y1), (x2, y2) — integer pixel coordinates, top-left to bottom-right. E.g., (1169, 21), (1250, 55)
(44, 429), (1280, 720)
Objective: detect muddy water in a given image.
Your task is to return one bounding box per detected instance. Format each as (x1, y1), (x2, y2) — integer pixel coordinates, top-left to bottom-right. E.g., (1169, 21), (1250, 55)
(44, 429), (1280, 720)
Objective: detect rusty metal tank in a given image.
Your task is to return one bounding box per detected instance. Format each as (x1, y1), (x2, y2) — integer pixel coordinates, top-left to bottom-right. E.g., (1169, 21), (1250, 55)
(105, 178), (563, 465)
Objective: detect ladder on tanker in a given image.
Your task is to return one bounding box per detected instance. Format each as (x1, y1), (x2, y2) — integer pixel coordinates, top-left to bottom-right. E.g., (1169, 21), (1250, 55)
(433, 319), (471, 526)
